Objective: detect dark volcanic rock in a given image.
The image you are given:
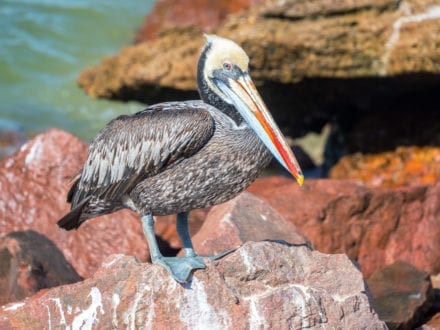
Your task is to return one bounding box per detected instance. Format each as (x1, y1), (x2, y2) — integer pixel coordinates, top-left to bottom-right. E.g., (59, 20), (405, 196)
(0, 230), (81, 305)
(367, 261), (435, 329)
(248, 176), (440, 278)
(0, 241), (386, 329)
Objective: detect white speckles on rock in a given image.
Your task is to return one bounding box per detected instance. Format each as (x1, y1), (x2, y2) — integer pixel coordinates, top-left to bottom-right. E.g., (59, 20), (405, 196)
(380, 5), (440, 75)
(123, 283), (154, 330)
(102, 254), (125, 269)
(111, 293), (120, 328)
(71, 287), (104, 330)
(248, 298), (266, 330)
(2, 302), (25, 311)
(239, 248), (256, 275)
(180, 278), (230, 330)
(24, 137), (43, 166)
(51, 298), (68, 328)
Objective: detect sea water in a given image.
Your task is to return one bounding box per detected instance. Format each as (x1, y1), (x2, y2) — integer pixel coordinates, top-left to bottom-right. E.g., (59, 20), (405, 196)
(0, 0), (154, 140)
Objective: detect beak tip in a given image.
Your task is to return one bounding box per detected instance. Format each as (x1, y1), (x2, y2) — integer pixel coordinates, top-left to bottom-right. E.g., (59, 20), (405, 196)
(296, 173), (304, 187)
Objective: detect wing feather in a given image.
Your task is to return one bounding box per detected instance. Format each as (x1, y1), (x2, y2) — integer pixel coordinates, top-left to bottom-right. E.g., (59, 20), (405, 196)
(70, 102), (215, 208)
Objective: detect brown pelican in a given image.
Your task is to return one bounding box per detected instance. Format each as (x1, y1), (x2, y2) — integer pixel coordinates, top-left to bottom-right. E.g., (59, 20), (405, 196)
(58, 35), (304, 283)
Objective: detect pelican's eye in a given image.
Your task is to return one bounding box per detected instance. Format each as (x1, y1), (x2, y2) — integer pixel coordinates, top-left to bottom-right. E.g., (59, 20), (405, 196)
(222, 61), (232, 71)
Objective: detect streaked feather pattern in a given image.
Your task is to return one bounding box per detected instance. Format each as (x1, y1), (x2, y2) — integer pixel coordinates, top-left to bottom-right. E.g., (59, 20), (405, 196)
(69, 101), (214, 209)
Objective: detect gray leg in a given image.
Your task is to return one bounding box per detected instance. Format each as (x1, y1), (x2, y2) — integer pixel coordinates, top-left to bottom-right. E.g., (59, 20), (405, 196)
(176, 212), (196, 257)
(141, 213), (205, 283)
(177, 212), (236, 261)
(141, 214), (162, 260)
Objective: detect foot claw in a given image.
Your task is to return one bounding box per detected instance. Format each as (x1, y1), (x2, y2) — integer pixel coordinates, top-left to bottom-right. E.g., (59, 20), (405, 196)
(208, 248), (237, 260)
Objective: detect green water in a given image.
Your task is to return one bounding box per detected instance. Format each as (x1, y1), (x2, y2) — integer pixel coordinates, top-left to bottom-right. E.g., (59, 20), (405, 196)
(0, 0), (154, 140)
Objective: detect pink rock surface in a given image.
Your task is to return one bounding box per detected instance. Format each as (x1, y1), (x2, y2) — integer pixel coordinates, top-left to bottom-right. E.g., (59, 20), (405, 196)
(0, 129), (149, 278)
(248, 176), (440, 278)
(191, 192), (311, 256)
(0, 241), (386, 329)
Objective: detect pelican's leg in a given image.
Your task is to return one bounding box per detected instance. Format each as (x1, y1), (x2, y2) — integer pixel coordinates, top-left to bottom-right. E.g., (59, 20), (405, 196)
(140, 213), (205, 283)
(141, 214), (163, 262)
(178, 212), (236, 261)
(176, 212), (199, 257)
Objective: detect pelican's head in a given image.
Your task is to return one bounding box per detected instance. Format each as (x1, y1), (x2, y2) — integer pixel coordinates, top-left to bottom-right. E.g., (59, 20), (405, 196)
(197, 34), (304, 186)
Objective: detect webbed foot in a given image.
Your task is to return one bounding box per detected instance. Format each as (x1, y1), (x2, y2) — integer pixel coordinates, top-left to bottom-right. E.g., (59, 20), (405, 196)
(154, 256), (206, 283)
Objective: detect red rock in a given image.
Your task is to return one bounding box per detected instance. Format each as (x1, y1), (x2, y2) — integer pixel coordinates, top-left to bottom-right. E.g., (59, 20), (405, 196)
(0, 241), (386, 329)
(0, 129), (149, 278)
(330, 146), (440, 188)
(423, 312), (440, 329)
(191, 192), (311, 256)
(248, 177), (440, 278)
(0, 230), (81, 305)
(135, 0), (263, 43)
(367, 261), (435, 329)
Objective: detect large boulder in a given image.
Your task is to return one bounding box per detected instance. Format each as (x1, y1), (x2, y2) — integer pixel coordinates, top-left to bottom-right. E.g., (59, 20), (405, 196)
(191, 191), (311, 255)
(0, 129), (149, 278)
(0, 241), (386, 329)
(248, 176), (440, 278)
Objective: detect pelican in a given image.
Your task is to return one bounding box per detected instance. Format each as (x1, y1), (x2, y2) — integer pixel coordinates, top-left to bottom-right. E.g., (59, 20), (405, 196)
(58, 35), (304, 283)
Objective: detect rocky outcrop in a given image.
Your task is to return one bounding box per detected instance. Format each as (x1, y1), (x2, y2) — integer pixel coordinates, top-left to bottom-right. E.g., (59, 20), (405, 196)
(0, 230), (81, 305)
(367, 261), (435, 329)
(0, 241), (386, 329)
(330, 146), (440, 188)
(78, 0), (440, 158)
(134, 0), (264, 42)
(80, 0), (440, 99)
(248, 176), (440, 278)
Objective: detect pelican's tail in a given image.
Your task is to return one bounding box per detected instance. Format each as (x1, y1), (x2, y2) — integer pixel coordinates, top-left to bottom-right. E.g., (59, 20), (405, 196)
(57, 197), (90, 230)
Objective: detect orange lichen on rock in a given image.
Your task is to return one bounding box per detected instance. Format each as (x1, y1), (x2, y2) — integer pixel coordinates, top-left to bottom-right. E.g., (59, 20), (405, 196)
(330, 146), (440, 188)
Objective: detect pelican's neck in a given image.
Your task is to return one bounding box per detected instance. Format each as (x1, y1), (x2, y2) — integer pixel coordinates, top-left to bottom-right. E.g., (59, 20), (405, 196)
(197, 45), (244, 125)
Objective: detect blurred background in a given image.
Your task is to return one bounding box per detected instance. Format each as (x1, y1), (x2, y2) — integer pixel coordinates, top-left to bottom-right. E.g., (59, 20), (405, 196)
(0, 0), (151, 140)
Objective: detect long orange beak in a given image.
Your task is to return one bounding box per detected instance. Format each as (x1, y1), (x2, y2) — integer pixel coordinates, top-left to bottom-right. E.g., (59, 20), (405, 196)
(216, 73), (304, 186)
